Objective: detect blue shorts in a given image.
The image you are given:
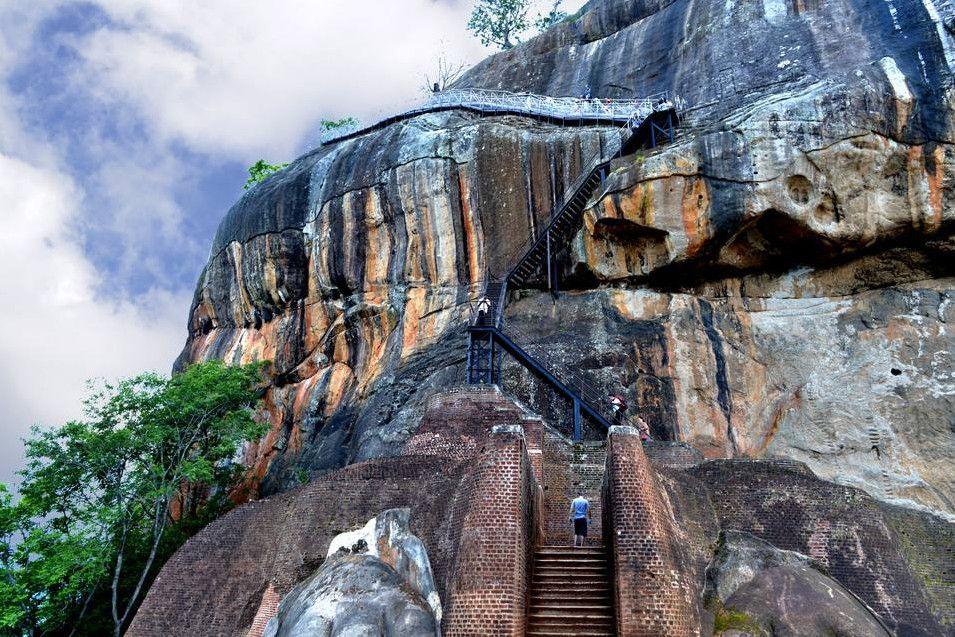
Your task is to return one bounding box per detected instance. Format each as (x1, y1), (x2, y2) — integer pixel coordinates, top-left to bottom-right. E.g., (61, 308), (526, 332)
(574, 518), (588, 536)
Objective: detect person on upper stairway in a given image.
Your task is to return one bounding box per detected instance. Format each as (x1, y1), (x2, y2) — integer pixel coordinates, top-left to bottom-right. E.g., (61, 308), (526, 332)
(609, 393), (627, 416)
(569, 492), (591, 547)
(634, 415), (652, 442)
(475, 296), (491, 325)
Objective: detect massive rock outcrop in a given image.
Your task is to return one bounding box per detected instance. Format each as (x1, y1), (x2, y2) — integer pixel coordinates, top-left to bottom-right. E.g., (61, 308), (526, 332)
(263, 508), (440, 637)
(176, 0), (955, 526)
(704, 531), (892, 636)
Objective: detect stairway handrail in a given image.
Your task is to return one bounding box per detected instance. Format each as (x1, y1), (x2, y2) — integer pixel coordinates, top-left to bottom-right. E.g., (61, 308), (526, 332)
(482, 325), (630, 431)
(473, 123), (631, 332)
(503, 321), (625, 420)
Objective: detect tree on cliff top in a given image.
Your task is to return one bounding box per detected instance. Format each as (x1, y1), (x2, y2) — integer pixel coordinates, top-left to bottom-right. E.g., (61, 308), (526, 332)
(467, 0), (530, 49)
(244, 159), (289, 189)
(420, 49), (468, 94)
(535, 0), (567, 32)
(0, 361), (267, 637)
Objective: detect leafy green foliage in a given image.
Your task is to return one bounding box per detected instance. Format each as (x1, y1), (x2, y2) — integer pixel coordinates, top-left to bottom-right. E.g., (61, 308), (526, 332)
(320, 117), (358, 131)
(535, 0), (567, 32)
(0, 361), (266, 636)
(244, 159), (289, 190)
(467, 0), (530, 49)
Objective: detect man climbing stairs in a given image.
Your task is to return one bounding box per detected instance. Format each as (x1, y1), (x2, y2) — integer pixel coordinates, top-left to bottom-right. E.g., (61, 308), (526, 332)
(526, 544), (615, 636)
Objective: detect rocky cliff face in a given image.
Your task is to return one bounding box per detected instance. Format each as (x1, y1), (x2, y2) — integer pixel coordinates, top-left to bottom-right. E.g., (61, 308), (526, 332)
(178, 0), (955, 521)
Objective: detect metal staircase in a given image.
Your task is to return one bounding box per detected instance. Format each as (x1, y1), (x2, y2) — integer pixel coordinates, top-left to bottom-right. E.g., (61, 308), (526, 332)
(466, 105), (679, 440)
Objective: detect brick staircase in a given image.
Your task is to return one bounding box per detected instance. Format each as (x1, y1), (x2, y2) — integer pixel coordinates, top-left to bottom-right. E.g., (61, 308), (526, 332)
(527, 544), (615, 636)
(528, 430), (614, 636)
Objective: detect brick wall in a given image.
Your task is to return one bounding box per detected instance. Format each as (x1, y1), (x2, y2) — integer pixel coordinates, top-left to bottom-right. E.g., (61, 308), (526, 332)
(541, 431), (605, 545)
(690, 459), (946, 636)
(246, 584), (280, 637)
(880, 503), (955, 632)
(604, 426), (700, 637)
(128, 455), (478, 636)
(404, 385), (544, 462)
(644, 440), (704, 469)
(444, 425), (539, 636)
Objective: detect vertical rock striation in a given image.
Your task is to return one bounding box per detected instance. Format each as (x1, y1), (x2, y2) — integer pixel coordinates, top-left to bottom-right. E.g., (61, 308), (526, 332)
(177, 0), (955, 522)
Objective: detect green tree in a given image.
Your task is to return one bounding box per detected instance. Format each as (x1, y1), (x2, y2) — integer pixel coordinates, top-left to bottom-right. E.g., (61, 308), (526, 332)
(467, 0), (530, 49)
(535, 0), (567, 32)
(0, 361), (267, 637)
(243, 159), (289, 190)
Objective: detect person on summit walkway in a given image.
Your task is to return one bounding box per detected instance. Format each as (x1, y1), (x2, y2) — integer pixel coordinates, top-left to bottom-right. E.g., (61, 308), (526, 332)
(569, 492), (591, 547)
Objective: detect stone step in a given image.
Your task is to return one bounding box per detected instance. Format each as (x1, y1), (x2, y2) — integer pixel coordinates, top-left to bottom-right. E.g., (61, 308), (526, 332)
(534, 559), (607, 567)
(529, 604), (613, 613)
(528, 616), (614, 627)
(525, 626), (614, 637)
(531, 597), (611, 606)
(531, 584), (610, 592)
(531, 591), (611, 599)
(534, 566), (608, 580)
(530, 613), (614, 620)
(530, 616), (613, 624)
(532, 587), (611, 596)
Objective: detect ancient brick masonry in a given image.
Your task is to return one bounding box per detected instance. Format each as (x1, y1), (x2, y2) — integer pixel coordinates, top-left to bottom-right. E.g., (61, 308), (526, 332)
(604, 426), (700, 637)
(444, 425), (540, 636)
(541, 433), (605, 544)
(246, 584), (280, 637)
(127, 387), (546, 637)
(126, 456), (477, 637)
(691, 459), (947, 636)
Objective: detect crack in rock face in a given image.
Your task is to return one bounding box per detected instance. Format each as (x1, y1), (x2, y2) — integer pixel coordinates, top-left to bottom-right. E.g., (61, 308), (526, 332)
(178, 0), (955, 523)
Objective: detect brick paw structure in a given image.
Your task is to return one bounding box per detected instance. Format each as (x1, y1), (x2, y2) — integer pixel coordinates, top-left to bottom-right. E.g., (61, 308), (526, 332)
(527, 544), (615, 636)
(129, 389), (952, 637)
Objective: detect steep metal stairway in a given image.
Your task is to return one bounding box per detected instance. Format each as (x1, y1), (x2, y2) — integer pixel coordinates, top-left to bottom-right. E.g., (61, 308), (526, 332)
(467, 326), (625, 438)
(466, 104), (679, 440)
(527, 544), (615, 636)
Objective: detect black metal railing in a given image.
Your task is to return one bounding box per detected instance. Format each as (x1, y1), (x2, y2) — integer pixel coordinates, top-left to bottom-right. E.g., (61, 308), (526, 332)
(500, 322), (630, 430)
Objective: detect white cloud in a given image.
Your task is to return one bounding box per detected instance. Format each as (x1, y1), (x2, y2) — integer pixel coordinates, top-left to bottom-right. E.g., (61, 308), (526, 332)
(73, 0), (489, 159)
(71, 0), (585, 160)
(0, 151), (190, 484)
(0, 0), (588, 483)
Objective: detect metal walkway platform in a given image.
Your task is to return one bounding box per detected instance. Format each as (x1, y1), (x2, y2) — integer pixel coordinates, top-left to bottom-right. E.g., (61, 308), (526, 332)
(321, 88), (681, 145)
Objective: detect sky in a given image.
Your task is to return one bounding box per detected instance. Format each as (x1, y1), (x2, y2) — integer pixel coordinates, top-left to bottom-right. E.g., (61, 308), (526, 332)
(0, 0), (587, 484)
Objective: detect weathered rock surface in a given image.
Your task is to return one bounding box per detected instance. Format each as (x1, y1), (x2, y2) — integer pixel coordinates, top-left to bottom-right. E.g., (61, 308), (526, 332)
(325, 508), (441, 625)
(705, 531), (891, 637)
(652, 457), (951, 635)
(262, 554), (437, 637)
(178, 114), (620, 496)
(500, 260), (955, 520)
(175, 0), (955, 526)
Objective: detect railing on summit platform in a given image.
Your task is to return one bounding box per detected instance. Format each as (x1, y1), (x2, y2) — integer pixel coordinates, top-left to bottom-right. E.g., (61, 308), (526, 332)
(320, 88), (684, 145)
